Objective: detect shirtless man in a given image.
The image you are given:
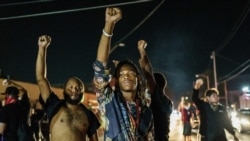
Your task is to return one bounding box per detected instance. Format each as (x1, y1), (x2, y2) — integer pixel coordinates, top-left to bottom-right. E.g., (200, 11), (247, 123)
(36, 35), (100, 141)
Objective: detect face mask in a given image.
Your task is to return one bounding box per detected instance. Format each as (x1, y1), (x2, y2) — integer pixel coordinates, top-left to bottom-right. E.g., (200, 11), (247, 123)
(5, 95), (17, 105)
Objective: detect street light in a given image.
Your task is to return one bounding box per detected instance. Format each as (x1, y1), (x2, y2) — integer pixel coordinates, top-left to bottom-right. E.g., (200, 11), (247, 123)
(195, 74), (210, 89)
(242, 86), (250, 96)
(109, 43), (125, 54)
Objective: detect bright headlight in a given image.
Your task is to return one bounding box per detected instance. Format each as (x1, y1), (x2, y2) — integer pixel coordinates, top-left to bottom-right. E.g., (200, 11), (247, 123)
(240, 118), (250, 124)
(230, 111), (237, 117)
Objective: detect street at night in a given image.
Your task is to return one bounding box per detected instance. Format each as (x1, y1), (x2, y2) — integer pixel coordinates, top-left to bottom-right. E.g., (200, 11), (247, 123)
(169, 111), (250, 141)
(0, 1), (250, 141)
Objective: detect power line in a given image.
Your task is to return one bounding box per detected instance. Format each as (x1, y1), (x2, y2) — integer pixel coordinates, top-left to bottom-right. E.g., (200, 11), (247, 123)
(218, 64), (250, 84)
(113, 0), (165, 46)
(0, 0), (54, 7)
(218, 59), (250, 84)
(215, 0), (250, 53)
(216, 53), (240, 66)
(0, 0), (153, 21)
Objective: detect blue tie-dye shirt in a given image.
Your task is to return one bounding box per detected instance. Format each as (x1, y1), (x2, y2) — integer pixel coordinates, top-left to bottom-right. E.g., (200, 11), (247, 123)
(93, 60), (153, 141)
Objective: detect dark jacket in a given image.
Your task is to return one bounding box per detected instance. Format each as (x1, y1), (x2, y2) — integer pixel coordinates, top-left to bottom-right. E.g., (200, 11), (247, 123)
(150, 85), (173, 141)
(0, 94), (31, 141)
(192, 89), (235, 141)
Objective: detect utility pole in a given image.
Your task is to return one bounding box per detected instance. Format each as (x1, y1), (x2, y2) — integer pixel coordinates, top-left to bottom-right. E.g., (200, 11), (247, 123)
(211, 51), (218, 89)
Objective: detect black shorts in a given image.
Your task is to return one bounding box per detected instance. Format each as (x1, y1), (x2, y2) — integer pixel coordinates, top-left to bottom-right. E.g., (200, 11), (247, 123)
(183, 123), (192, 135)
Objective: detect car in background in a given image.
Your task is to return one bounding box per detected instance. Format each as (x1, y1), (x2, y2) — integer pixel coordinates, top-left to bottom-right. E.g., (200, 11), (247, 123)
(231, 108), (250, 133)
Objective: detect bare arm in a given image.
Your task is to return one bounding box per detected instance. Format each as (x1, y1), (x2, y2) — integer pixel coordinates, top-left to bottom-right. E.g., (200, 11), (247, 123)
(96, 7), (122, 63)
(0, 123), (6, 134)
(192, 79), (204, 109)
(36, 35), (52, 102)
(138, 40), (155, 92)
(89, 133), (99, 141)
(2, 79), (27, 97)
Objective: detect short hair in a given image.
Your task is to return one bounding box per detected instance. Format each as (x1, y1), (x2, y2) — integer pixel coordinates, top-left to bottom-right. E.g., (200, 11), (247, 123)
(63, 77), (85, 92)
(205, 88), (219, 97)
(154, 72), (167, 89)
(1, 86), (19, 99)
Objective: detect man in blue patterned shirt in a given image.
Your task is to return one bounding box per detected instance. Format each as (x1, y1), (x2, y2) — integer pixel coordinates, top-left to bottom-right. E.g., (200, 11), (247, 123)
(93, 7), (153, 141)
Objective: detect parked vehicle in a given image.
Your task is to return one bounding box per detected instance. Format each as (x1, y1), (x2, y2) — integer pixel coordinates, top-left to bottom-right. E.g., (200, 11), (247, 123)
(231, 108), (250, 133)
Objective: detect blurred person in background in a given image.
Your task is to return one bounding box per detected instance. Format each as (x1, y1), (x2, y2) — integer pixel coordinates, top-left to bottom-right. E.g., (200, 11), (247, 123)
(181, 101), (192, 141)
(178, 96), (186, 124)
(192, 79), (239, 141)
(0, 79), (33, 141)
(137, 39), (173, 141)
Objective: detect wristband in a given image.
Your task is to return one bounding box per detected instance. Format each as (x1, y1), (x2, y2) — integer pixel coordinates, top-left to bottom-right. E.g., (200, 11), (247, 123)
(102, 29), (113, 37)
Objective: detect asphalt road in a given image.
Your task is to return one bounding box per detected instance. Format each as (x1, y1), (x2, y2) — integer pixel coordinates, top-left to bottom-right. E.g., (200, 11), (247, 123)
(89, 110), (250, 141)
(169, 113), (198, 141)
(169, 112), (250, 141)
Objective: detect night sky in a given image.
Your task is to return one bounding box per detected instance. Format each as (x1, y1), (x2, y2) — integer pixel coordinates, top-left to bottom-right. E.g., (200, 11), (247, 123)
(0, 0), (250, 103)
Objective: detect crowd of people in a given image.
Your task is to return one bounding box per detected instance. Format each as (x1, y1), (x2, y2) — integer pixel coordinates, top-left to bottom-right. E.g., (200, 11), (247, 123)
(0, 7), (239, 141)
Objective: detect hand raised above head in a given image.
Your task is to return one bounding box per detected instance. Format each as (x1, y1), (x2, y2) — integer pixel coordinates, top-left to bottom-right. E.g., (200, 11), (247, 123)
(112, 60), (119, 67)
(194, 78), (203, 89)
(137, 40), (147, 51)
(105, 7), (122, 24)
(2, 79), (9, 86)
(38, 35), (51, 48)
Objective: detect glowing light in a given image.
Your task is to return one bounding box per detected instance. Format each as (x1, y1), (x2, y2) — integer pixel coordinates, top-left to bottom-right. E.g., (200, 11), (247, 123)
(242, 86), (250, 92)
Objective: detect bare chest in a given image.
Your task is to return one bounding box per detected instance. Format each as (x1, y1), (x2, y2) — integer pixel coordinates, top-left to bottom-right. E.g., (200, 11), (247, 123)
(50, 106), (89, 137)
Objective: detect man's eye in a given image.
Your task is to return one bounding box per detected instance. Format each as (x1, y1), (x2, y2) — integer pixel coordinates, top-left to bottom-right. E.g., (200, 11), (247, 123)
(119, 72), (125, 77)
(129, 72), (136, 76)
(119, 71), (136, 77)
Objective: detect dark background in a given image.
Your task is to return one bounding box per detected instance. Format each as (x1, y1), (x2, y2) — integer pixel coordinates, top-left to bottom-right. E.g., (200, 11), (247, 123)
(0, 0), (250, 104)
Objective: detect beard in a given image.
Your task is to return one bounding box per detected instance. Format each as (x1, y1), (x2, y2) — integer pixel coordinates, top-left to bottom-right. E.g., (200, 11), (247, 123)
(63, 91), (83, 105)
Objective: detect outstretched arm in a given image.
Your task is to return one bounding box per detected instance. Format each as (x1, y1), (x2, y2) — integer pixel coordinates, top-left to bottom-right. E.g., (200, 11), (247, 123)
(0, 123), (6, 135)
(96, 7), (122, 63)
(192, 79), (204, 109)
(2, 79), (27, 97)
(36, 35), (52, 102)
(137, 40), (155, 92)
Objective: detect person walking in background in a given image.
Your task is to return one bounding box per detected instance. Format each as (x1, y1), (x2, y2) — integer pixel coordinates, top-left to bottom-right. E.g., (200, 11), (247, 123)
(0, 79), (33, 141)
(178, 96), (186, 124)
(36, 35), (100, 141)
(181, 101), (192, 141)
(93, 7), (153, 140)
(192, 79), (239, 141)
(137, 40), (173, 141)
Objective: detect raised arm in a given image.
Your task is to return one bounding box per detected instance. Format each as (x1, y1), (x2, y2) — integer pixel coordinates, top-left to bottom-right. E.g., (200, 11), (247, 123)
(2, 79), (27, 96)
(96, 7), (122, 63)
(137, 40), (155, 92)
(36, 35), (52, 102)
(192, 79), (204, 109)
